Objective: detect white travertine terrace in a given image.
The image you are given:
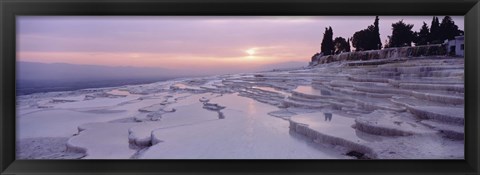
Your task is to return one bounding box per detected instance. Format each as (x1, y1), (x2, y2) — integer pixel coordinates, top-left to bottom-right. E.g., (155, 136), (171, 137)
(17, 56), (464, 159)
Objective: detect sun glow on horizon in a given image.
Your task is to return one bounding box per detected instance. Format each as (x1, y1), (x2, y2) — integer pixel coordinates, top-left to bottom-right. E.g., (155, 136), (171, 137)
(245, 48), (257, 56)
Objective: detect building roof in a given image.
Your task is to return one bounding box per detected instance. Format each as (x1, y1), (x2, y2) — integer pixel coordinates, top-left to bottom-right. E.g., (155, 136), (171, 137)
(455, 35), (464, 40)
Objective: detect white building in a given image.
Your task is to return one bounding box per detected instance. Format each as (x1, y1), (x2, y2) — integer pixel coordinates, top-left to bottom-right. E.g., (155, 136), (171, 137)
(446, 35), (464, 57)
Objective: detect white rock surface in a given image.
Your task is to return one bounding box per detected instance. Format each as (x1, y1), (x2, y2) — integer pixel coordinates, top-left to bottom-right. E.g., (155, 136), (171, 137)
(17, 57), (464, 159)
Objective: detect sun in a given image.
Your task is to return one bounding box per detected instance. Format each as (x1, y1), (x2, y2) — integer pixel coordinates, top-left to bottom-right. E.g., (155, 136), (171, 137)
(245, 48), (256, 56)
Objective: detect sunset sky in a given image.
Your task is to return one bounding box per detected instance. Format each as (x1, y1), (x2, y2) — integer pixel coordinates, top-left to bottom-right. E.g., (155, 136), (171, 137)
(18, 16), (464, 72)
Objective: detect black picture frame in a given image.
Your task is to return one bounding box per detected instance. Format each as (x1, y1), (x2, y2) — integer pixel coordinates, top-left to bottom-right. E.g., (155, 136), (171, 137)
(1, 0), (479, 174)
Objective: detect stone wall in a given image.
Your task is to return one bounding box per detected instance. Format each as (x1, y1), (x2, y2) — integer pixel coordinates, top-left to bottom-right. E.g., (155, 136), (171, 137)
(310, 44), (447, 66)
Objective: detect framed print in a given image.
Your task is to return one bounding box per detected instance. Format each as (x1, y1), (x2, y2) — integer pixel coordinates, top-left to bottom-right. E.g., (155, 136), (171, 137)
(1, 0), (479, 174)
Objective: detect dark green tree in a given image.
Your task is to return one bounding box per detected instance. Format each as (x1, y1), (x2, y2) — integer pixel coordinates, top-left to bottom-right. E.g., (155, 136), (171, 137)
(372, 16), (382, 49)
(321, 27), (334, 55)
(413, 22), (430, 46)
(388, 20), (415, 47)
(429, 16), (441, 44)
(333, 37), (350, 54)
(346, 38), (351, 52)
(439, 16), (462, 41)
(351, 16), (382, 51)
(352, 26), (375, 51)
(352, 28), (369, 51)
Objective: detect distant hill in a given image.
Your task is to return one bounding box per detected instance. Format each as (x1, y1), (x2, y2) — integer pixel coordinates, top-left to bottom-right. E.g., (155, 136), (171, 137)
(17, 61), (191, 81)
(16, 62), (195, 95)
(17, 61), (308, 81)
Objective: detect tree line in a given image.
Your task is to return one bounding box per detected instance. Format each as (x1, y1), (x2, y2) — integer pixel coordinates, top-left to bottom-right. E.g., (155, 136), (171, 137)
(317, 16), (463, 56)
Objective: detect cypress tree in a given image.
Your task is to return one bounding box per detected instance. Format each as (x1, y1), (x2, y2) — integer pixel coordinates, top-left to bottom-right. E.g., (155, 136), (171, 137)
(346, 38), (351, 52)
(321, 27), (334, 55)
(429, 16), (441, 44)
(372, 16), (382, 49)
(328, 27), (334, 54)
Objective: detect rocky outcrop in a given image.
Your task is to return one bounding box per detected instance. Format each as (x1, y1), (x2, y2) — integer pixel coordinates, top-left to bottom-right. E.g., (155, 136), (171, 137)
(310, 44), (447, 66)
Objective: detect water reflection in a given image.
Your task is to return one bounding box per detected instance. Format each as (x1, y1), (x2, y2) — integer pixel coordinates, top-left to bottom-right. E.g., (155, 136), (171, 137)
(320, 89), (333, 122)
(293, 86), (335, 97)
(108, 89), (131, 96)
(293, 86), (320, 95)
(324, 113), (333, 122)
(252, 86), (290, 97)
